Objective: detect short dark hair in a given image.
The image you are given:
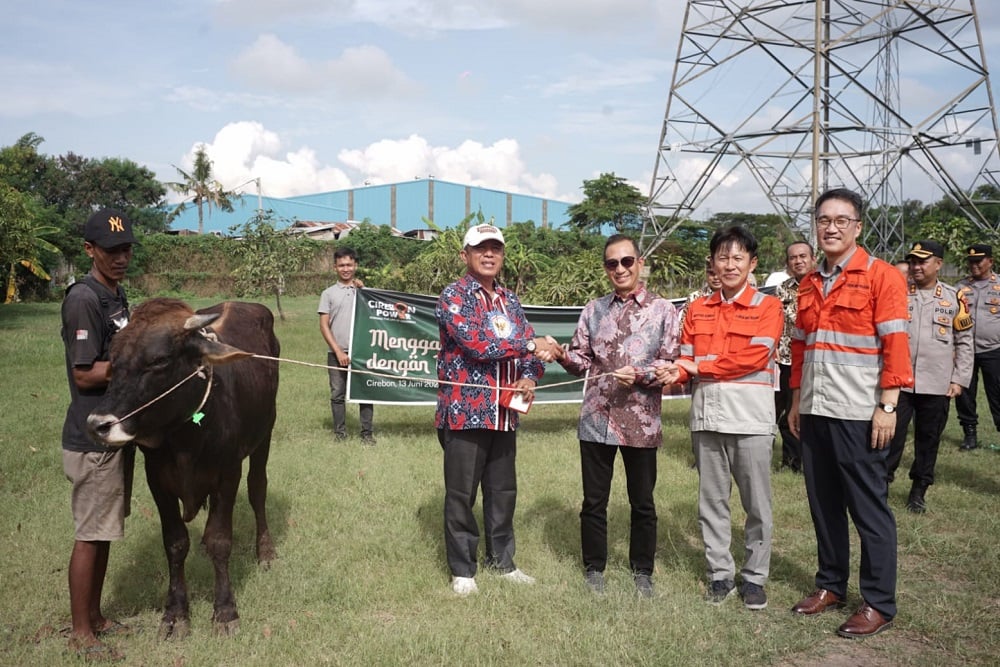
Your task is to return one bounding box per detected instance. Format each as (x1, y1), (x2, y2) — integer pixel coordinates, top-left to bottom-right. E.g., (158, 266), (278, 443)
(785, 240), (814, 257)
(709, 225), (758, 259)
(334, 247), (358, 262)
(604, 234), (639, 257)
(815, 187), (864, 219)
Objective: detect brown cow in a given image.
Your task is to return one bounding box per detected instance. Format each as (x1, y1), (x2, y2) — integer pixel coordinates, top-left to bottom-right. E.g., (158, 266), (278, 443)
(86, 298), (279, 639)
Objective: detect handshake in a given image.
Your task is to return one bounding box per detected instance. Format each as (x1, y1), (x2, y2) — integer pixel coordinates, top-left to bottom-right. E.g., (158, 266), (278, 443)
(529, 335), (565, 363)
(611, 359), (697, 386)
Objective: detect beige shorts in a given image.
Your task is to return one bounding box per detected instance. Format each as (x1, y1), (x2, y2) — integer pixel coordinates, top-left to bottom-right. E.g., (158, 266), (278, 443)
(63, 447), (134, 542)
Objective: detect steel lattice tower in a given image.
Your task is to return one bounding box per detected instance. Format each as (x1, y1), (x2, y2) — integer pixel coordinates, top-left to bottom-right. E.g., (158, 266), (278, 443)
(642, 0), (1000, 259)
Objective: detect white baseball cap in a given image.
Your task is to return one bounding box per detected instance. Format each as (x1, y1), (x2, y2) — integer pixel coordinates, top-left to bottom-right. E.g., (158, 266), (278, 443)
(463, 224), (505, 248)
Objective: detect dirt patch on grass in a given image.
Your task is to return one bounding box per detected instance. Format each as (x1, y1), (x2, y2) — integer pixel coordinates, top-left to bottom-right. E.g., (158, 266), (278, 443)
(773, 630), (958, 666)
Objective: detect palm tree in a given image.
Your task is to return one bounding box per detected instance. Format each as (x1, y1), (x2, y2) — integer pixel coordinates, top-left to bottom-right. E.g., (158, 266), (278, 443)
(166, 145), (235, 234)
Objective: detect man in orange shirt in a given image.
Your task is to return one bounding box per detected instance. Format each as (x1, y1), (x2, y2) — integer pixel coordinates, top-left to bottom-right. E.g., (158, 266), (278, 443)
(658, 225), (782, 610)
(789, 188), (913, 638)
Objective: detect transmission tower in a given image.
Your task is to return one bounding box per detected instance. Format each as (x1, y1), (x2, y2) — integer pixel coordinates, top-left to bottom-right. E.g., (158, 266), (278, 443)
(642, 0), (1000, 260)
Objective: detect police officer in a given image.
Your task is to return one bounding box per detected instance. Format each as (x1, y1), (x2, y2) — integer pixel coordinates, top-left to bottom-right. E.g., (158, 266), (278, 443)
(955, 244), (1000, 451)
(887, 240), (973, 513)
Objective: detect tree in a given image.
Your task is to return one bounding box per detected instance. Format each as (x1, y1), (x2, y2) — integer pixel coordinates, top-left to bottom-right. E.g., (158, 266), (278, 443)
(228, 211), (313, 321)
(1, 134), (168, 263)
(567, 173), (646, 234)
(166, 145), (235, 234)
(0, 183), (58, 303)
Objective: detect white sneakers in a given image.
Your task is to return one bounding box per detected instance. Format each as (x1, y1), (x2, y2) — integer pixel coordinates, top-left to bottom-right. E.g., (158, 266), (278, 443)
(451, 576), (478, 596)
(500, 568), (536, 585)
(451, 569), (536, 595)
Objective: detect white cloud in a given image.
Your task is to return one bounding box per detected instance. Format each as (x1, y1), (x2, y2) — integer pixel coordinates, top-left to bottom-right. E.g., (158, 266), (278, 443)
(337, 134), (562, 198)
(212, 0), (666, 36)
(172, 121), (351, 200)
(230, 35), (419, 97)
(172, 123), (563, 202)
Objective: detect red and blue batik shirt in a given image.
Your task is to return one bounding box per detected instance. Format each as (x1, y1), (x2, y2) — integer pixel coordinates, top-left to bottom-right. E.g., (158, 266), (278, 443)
(435, 274), (545, 432)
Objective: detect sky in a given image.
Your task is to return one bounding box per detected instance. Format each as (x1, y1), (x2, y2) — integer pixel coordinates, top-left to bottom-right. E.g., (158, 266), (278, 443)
(3, 1), (1000, 218)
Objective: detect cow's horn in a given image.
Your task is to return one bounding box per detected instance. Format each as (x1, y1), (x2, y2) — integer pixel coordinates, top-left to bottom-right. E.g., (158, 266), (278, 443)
(184, 313), (220, 331)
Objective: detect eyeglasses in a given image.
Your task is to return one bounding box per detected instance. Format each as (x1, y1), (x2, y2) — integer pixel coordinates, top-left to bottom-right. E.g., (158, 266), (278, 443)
(604, 256), (637, 271)
(815, 216), (860, 230)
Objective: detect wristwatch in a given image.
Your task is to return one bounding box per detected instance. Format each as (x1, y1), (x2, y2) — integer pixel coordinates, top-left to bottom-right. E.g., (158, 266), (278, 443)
(526, 339), (537, 353)
(878, 402), (896, 414)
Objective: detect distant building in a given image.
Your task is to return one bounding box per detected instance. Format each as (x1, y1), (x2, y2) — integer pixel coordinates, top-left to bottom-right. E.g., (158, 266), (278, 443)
(168, 178), (575, 236)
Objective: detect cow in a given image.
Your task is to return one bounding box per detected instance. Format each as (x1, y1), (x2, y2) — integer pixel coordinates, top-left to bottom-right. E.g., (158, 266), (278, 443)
(86, 297), (279, 640)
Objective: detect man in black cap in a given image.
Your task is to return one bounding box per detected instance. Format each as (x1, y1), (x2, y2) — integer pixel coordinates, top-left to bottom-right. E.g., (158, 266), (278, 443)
(955, 243), (1000, 451)
(60, 208), (138, 660)
(887, 241), (973, 512)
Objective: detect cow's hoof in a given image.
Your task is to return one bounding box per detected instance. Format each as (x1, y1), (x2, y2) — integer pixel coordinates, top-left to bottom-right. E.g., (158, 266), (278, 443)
(257, 537), (277, 567)
(158, 618), (190, 641)
(213, 618), (240, 637)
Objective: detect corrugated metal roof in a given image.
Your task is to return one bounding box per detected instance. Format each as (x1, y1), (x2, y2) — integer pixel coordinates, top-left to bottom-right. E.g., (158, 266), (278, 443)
(167, 178), (575, 236)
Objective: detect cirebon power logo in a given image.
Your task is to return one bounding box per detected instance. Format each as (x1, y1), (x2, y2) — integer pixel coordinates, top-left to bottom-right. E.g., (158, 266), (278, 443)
(368, 299), (415, 321)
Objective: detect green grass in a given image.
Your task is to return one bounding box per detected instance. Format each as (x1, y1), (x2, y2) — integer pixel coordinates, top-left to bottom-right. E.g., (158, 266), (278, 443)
(1, 296), (999, 666)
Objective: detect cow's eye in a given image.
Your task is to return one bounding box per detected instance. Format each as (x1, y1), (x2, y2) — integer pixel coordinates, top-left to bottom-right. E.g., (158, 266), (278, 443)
(149, 356), (171, 369)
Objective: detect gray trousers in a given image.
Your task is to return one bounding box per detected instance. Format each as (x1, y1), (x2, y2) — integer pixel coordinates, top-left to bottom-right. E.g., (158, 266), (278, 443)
(694, 431), (773, 585)
(328, 352), (373, 438)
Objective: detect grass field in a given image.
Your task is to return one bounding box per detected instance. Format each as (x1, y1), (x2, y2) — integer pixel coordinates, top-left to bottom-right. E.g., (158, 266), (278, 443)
(1, 295), (999, 666)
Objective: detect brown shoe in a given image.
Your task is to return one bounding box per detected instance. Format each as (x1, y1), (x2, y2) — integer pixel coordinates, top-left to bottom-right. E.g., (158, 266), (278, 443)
(791, 588), (846, 615)
(836, 602), (892, 638)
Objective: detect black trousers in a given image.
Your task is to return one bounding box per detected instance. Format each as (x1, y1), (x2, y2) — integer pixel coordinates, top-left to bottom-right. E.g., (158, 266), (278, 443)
(579, 441), (657, 576)
(774, 363), (802, 468)
(955, 347), (1000, 431)
(440, 428), (518, 578)
(886, 392), (950, 487)
(801, 415), (897, 620)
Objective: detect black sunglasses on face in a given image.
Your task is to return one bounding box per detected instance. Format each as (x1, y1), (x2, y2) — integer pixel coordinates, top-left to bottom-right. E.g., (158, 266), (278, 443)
(604, 256), (637, 270)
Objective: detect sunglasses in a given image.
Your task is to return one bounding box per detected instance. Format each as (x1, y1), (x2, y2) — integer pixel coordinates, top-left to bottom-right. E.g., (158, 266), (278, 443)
(604, 256), (637, 271)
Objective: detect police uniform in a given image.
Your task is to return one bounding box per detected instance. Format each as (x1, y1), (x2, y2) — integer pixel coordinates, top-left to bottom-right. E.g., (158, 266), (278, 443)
(886, 267), (973, 509)
(954, 244), (1000, 448)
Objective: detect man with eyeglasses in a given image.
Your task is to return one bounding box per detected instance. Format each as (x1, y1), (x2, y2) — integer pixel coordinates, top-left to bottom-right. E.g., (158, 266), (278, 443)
(788, 187), (912, 639)
(954, 244), (1000, 451)
(558, 234), (679, 597)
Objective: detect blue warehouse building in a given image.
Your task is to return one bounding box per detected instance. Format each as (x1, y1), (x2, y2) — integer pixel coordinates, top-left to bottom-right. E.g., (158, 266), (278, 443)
(169, 178), (575, 236)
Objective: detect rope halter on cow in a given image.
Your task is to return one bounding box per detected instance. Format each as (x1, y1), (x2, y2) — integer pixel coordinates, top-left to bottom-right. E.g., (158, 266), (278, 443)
(103, 363), (214, 428)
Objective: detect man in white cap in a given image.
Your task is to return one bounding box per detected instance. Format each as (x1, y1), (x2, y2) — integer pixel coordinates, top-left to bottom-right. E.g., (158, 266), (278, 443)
(435, 223), (562, 596)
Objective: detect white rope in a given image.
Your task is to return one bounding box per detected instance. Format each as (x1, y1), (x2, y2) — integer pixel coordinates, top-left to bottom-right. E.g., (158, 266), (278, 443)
(250, 354), (626, 392)
(103, 364), (210, 426)
(102, 355), (630, 426)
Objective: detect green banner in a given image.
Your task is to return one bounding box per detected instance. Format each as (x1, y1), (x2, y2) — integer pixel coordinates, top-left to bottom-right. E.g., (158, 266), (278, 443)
(347, 288), (586, 405)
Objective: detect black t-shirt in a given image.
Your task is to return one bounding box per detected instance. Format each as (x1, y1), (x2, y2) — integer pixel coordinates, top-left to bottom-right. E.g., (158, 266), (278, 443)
(60, 277), (129, 452)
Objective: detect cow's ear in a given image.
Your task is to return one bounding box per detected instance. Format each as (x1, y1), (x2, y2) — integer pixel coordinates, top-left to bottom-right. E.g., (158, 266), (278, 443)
(193, 336), (254, 365)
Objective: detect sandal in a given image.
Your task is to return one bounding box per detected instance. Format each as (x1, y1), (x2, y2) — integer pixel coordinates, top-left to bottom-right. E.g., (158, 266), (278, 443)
(67, 638), (125, 663)
(94, 620), (132, 638)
